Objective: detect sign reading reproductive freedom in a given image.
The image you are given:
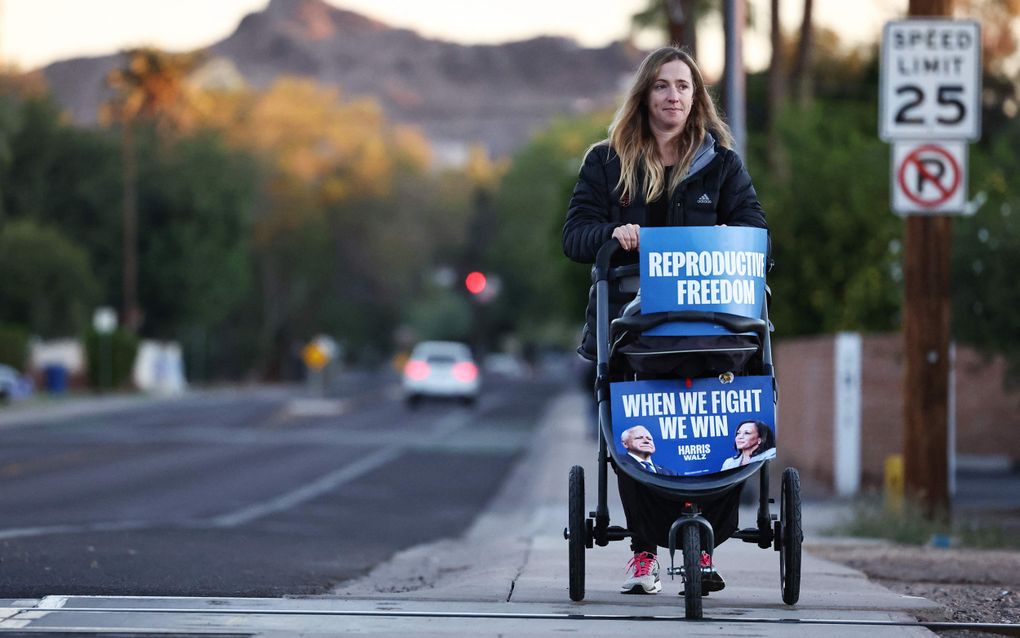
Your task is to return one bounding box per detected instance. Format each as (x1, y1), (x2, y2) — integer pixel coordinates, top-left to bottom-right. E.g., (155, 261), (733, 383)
(610, 375), (776, 477)
(639, 226), (768, 336)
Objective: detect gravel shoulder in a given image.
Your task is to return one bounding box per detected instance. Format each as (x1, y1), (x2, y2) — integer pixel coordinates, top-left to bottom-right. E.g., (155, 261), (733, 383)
(807, 541), (1020, 637)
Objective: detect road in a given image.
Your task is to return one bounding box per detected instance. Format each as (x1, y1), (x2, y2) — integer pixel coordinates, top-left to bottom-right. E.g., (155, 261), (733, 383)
(0, 372), (562, 598)
(3, 387), (1006, 636)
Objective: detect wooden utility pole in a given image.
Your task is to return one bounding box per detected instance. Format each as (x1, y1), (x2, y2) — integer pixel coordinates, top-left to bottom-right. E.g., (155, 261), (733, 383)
(902, 0), (954, 519)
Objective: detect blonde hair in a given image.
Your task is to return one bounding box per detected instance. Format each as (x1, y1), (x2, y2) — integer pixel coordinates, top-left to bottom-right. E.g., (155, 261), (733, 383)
(601, 47), (733, 205)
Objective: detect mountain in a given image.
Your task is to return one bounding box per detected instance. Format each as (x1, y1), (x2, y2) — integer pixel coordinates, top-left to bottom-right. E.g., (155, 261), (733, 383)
(40, 0), (643, 159)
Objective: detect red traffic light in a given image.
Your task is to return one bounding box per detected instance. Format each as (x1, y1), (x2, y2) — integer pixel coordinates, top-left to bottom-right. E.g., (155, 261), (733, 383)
(465, 271), (487, 295)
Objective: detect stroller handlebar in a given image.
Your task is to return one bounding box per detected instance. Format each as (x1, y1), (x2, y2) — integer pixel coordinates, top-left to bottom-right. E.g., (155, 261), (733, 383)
(593, 239), (623, 282)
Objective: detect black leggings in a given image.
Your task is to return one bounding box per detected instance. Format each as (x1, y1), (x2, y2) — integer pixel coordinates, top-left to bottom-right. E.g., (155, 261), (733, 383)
(615, 466), (743, 555)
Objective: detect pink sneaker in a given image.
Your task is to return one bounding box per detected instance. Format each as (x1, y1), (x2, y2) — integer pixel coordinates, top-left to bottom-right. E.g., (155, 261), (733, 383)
(700, 551), (725, 592)
(621, 551), (661, 594)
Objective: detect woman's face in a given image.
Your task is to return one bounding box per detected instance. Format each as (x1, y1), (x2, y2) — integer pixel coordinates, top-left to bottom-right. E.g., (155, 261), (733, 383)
(734, 423), (761, 453)
(646, 59), (694, 134)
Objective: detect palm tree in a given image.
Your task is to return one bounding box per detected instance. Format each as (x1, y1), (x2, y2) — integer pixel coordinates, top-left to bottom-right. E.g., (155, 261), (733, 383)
(631, 0), (713, 55)
(103, 48), (203, 332)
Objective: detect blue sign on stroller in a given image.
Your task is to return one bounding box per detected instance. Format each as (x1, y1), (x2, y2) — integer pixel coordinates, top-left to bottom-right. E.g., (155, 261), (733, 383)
(639, 226), (769, 335)
(610, 375), (775, 477)
(609, 226), (775, 477)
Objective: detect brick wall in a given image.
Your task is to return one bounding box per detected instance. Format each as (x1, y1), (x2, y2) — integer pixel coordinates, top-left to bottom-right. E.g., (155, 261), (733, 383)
(773, 336), (836, 487)
(774, 333), (1020, 492)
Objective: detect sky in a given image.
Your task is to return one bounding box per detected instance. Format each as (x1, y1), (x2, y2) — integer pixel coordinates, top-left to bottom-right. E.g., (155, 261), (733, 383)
(1, 0), (904, 77)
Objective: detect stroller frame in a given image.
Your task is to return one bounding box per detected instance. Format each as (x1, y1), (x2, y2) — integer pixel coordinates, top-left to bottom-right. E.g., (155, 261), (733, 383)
(565, 239), (802, 618)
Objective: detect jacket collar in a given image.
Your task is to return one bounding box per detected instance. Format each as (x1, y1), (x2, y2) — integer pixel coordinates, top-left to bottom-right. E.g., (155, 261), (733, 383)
(683, 132), (717, 181)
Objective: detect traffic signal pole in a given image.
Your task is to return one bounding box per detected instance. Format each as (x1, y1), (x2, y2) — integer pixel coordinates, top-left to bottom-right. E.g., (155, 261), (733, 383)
(902, 0), (954, 519)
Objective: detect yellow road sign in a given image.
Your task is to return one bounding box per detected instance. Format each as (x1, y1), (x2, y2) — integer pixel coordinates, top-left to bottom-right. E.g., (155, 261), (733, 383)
(302, 343), (329, 371)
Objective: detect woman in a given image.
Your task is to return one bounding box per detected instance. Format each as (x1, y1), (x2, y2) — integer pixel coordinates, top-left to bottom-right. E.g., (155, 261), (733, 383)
(721, 420), (776, 471)
(563, 46), (767, 361)
(562, 46), (768, 596)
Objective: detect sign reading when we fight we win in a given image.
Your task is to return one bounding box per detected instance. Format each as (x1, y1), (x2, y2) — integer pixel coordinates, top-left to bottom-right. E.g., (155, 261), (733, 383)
(639, 226), (769, 336)
(610, 375), (776, 477)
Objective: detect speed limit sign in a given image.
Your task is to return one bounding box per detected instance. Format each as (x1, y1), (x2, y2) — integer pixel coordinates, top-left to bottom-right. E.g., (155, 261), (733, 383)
(880, 19), (981, 141)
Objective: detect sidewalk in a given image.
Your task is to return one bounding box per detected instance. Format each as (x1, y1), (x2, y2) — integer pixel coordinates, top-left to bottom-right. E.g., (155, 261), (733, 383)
(327, 391), (942, 631)
(0, 390), (945, 636)
(0, 370), (394, 429)
(0, 384), (301, 429)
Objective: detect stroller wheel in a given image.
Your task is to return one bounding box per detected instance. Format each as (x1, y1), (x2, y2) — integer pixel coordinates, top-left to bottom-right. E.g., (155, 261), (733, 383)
(682, 525), (703, 619)
(567, 465), (586, 601)
(780, 467), (803, 605)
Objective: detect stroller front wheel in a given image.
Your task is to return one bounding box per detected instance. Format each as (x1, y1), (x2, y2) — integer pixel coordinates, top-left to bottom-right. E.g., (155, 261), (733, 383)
(567, 465), (586, 601)
(682, 524), (703, 619)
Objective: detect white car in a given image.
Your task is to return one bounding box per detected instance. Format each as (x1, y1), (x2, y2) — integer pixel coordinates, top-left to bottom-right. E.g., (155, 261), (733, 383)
(403, 341), (480, 407)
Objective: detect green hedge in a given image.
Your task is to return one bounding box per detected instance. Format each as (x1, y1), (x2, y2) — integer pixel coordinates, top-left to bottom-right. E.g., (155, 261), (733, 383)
(0, 324), (29, 371)
(84, 328), (139, 391)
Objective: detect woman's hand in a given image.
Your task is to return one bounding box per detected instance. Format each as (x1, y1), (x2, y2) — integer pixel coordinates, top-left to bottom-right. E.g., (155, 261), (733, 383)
(612, 224), (641, 251)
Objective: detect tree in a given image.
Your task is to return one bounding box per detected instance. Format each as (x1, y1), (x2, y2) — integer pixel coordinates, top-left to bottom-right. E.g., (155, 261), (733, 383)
(0, 92), (122, 308)
(631, 0), (713, 53)
(955, 0), (1020, 75)
(2, 83), (265, 377)
(133, 130), (258, 340)
(103, 48), (205, 332)
(489, 112), (611, 349)
(748, 99), (901, 338)
(103, 48), (205, 133)
(0, 95), (15, 223)
(766, 0), (790, 179)
(790, 0), (814, 107)
(951, 116), (1020, 379)
(0, 221), (100, 337)
(194, 77), (441, 368)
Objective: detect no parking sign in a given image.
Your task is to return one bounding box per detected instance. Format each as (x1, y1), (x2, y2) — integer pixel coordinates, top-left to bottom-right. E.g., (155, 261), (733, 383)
(891, 140), (967, 214)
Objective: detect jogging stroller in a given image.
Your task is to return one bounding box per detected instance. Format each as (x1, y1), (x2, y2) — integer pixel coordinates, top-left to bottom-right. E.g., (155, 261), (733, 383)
(564, 227), (803, 619)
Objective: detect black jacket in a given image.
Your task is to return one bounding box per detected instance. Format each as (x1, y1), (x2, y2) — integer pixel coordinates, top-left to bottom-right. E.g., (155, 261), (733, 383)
(562, 137), (768, 359)
(616, 452), (677, 477)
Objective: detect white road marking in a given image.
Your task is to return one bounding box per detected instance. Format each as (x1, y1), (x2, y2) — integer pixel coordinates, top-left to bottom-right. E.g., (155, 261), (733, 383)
(0, 407), (477, 537)
(207, 410), (473, 527)
(37, 596), (68, 608)
(207, 446), (403, 527)
(0, 520), (153, 541)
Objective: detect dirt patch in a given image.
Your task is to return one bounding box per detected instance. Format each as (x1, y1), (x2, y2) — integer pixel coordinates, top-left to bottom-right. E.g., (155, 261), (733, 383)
(808, 542), (1020, 635)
